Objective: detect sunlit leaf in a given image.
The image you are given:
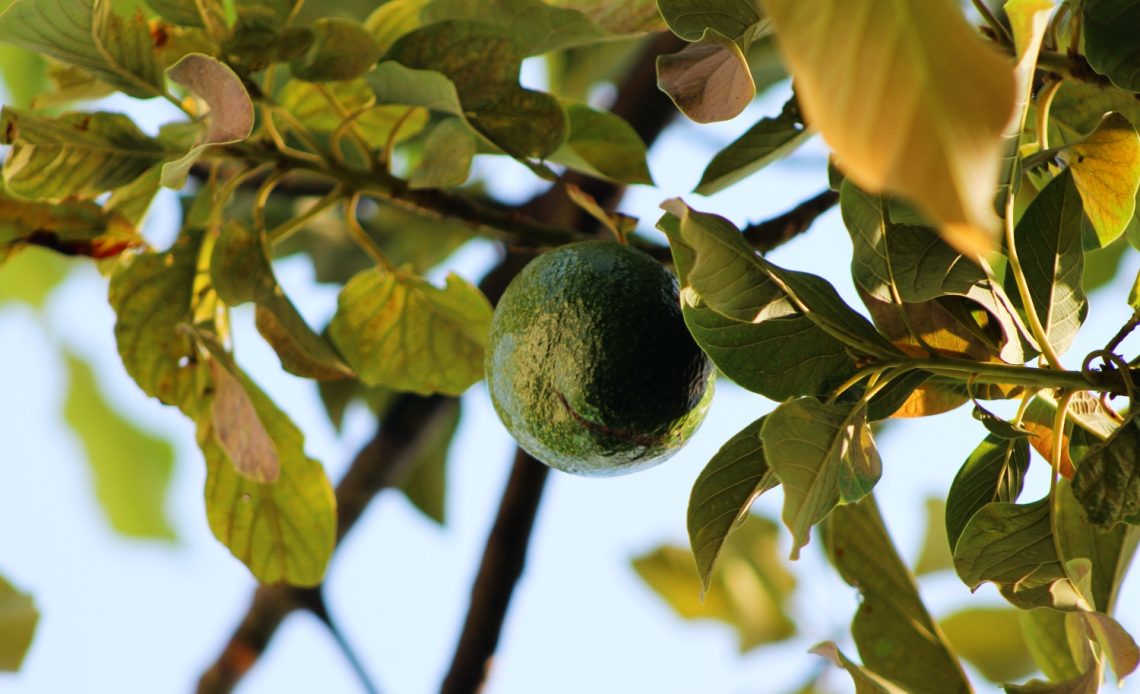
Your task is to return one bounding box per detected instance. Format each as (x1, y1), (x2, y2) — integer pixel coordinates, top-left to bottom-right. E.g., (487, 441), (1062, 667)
(549, 101), (653, 185)
(278, 79), (429, 148)
(761, 0), (1016, 254)
(657, 30), (753, 124)
(944, 434), (1031, 549)
(161, 53), (254, 188)
(633, 515), (796, 651)
(63, 350), (177, 539)
(0, 575), (37, 672)
(687, 416), (778, 592)
(0, 246), (68, 308)
(823, 495), (970, 693)
(939, 607), (1035, 683)
(1071, 415), (1140, 528)
(1082, 0), (1140, 91)
(0, 108), (167, 202)
(1058, 113), (1140, 248)
(0, 0), (166, 98)
(695, 96), (809, 195)
(763, 397), (880, 559)
(1053, 479), (1139, 613)
(329, 266), (491, 396)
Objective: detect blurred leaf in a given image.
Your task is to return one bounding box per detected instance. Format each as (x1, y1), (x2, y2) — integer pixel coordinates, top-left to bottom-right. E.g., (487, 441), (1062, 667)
(409, 117), (476, 189)
(1060, 112), (1140, 248)
(108, 229), (210, 414)
(687, 416), (778, 592)
(657, 30), (754, 124)
(1083, 236), (1128, 294)
(633, 514), (796, 652)
(695, 96), (809, 195)
(762, 0), (1015, 255)
(290, 17), (380, 81)
(211, 221), (352, 381)
(1019, 607), (1089, 683)
(0, 108), (167, 202)
(939, 607), (1035, 683)
(810, 642), (909, 693)
(364, 0), (430, 55)
(1004, 668), (1098, 694)
(420, 0), (606, 55)
(1050, 83), (1140, 145)
(763, 398), (880, 559)
(32, 61), (117, 110)
(1131, 270), (1140, 309)
(0, 246), (69, 308)
(549, 102), (653, 185)
(144, 0), (217, 27)
(1071, 415), (1140, 528)
(1079, 611), (1140, 684)
(198, 378), (336, 586)
(0, 0), (165, 98)
(0, 188), (142, 261)
(278, 79), (429, 147)
(397, 400), (461, 524)
(161, 53), (254, 188)
(0, 574), (37, 672)
(330, 266), (491, 396)
(823, 495), (970, 693)
(657, 0), (763, 41)
(0, 44), (47, 107)
(545, 0), (662, 34)
(63, 350), (177, 540)
(1082, 0), (1140, 91)
(914, 498), (954, 575)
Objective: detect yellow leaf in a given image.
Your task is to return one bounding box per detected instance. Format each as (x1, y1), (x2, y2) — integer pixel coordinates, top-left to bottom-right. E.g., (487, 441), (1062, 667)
(1060, 112), (1140, 247)
(761, 0), (1016, 254)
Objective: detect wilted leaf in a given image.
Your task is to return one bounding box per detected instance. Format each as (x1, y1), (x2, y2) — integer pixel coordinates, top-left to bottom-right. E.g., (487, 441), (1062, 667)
(939, 607), (1035, 683)
(0, 189), (142, 261)
(762, 398), (880, 559)
(633, 515), (796, 651)
(657, 30), (754, 124)
(409, 117), (476, 189)
(761, 0), (1016, 254)
(162, 54), (255, 188)
(1078, 611), (1140, 684)
(1071, 415), (1140, 528)
(1082, 0), (1140, 91)
(823, 496), (970, 693)
(695, 96), (809, 195)
(1059, 112), (1140, 248)
(205, 357), (279, 484)
(0, 575), (37, 672)
(198, 385), (336, 586)
(329, 266), (491, 396)
(549, 102), (653, 185)
(290, 17), (381, 81)
(0, 108), (167, 202)
(687, 416), (778, 592)
(0, 0), (165, 98)
(63, 351), (177, 540)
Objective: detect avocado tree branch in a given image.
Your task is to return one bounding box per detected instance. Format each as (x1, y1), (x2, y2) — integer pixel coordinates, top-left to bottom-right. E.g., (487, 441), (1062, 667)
(742, 189), (840, 254)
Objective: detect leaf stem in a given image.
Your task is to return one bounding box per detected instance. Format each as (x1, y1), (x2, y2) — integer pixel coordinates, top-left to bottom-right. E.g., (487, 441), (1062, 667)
(1035, 78), (1063, 152)
(1001, 185), (1065, 370)
(267, 185), (345, 244)
(345, 193), (396, 271)
(1104, 309), (1140, 355)
(315, 84), (375, 170)
(971, 0), (1013, 46)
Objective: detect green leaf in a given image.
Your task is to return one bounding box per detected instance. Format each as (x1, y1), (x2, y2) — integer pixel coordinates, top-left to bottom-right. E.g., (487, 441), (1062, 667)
(939, 607), (1036, 683)
(198, 348), (280, 484)
(953, 497), (1076, 608)
(1054, 479), (1139, 613)
(108, 229), (210, 414)
(1082, 0), (1140, 91)
(0, 108), (168, 202)
(1059, 112), (1140, 248)
(290, 17), (380, 81)
(633, 514), (796, 651)
(0, 187), (143, 260)
(1004, 669), (1099, 694)
(656, 0), (763, 41)
(810, 642), (910, 694)
(823, 495), (971, 693)
(762, 0), (1016, 255)
(549, 101), (653, 185)
(0, 574), (37, 672)
(762, 398), (880, 559)
(0, 0), (166, 98)
(409, 116), (476, 189)
(945, 435), (1031, 550)
(420, 0), (606, 55)
(1008, 168), (1087, 356)
(656, 30), (754, 124)
(1072, 415), (1140, 528)
(198, 372), (336, 586)
(687, 416), (778, 592)
(0, 246), (68, 308)
(913, 497), (954, 575)
(1019, 607), (1089, 683)
(545, 0), (662, 34)
(658, 212), (857, 400)
(385, 21), (566, 158)
(0, 43), (48, 108)
(329, 266), (491, 396)
(211, 221), (352, 381)
(161, 53), (254, 188)
(694, 96), (809, 195)
(144, 0), (214, 27)
(63, 350), (177, 540)
(397, 399), (460, 524)
(278, 78), (429, 148)
(1049, 83), (1140, 145)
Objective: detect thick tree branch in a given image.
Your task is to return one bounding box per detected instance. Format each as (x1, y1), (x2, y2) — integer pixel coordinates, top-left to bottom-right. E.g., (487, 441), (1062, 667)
(440, 451), (549, 694)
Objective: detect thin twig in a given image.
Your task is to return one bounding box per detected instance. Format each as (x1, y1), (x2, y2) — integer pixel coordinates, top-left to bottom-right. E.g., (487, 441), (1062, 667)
(303, 592), (383, 694)
(1105, 309), (1140, 355)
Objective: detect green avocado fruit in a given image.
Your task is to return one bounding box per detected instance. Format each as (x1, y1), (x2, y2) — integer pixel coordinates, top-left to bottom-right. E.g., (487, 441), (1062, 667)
(485, 241), (714, 477)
